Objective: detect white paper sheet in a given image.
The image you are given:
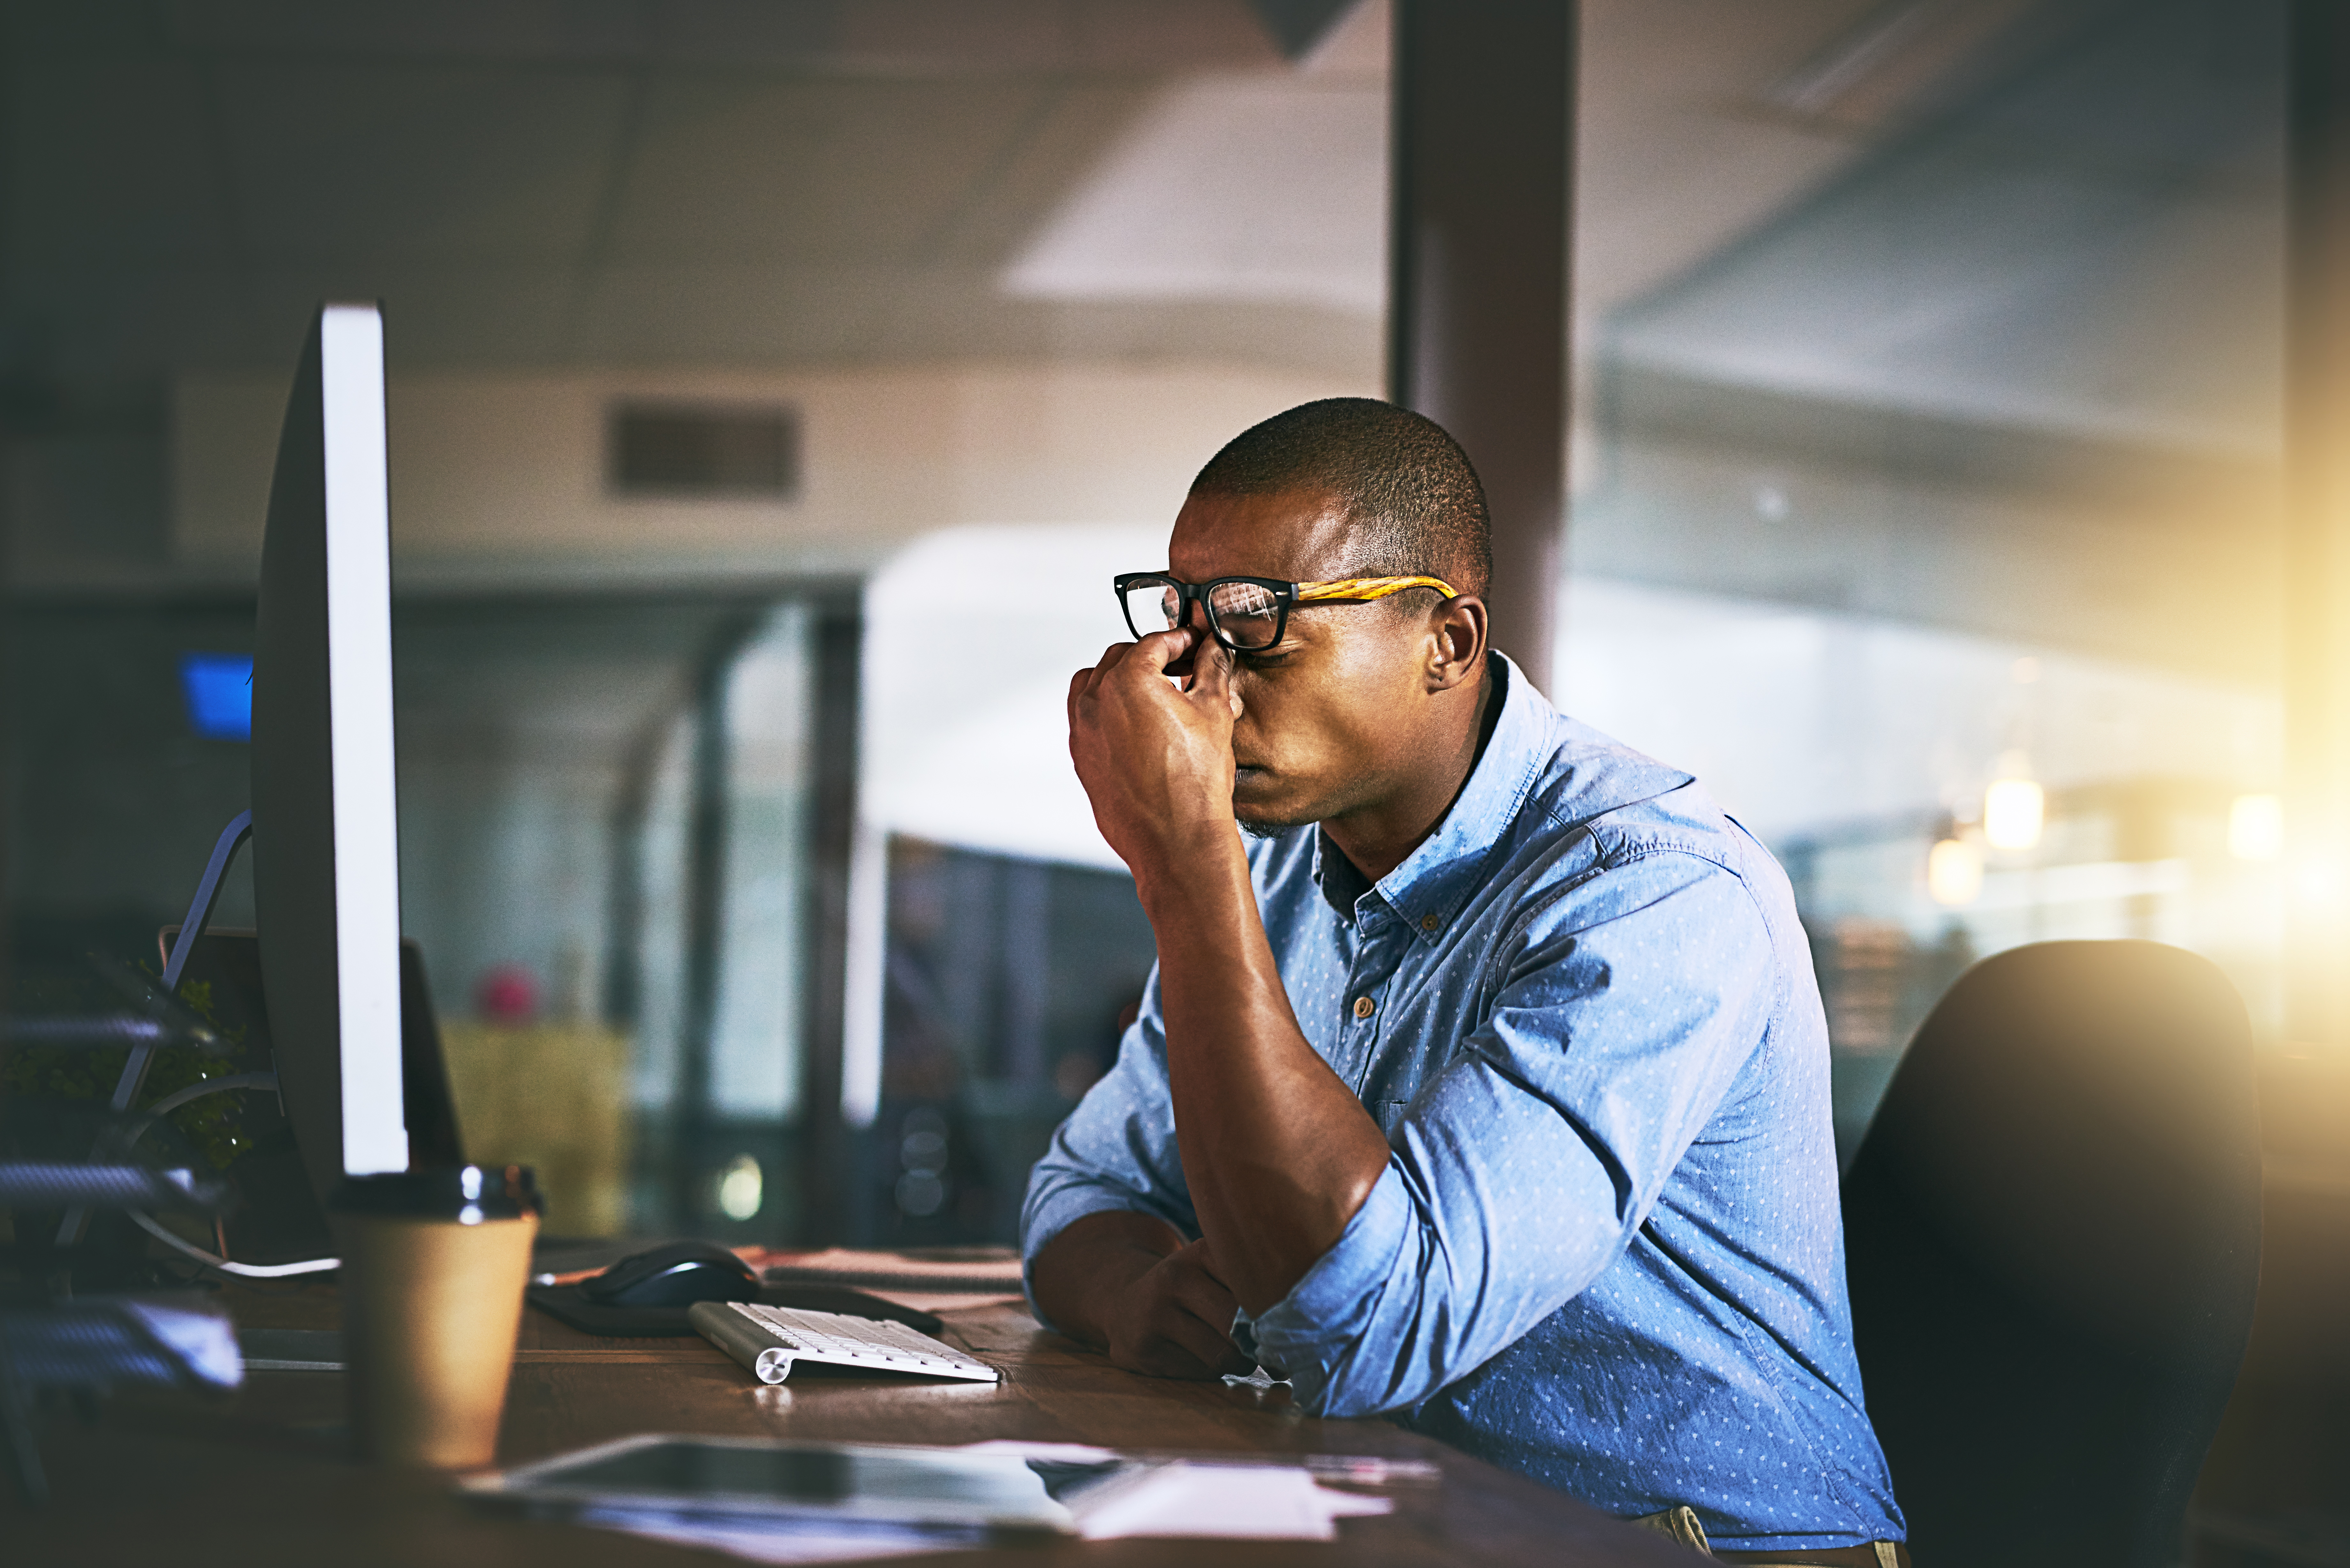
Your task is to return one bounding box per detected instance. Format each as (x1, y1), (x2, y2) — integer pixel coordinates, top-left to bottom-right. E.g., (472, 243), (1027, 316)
(576, 1443), (1399, 1564)
(957, 1442), (1396, 1542)
(1065, 1460), (1393, 1541)
(581, 1508), (982, 1566)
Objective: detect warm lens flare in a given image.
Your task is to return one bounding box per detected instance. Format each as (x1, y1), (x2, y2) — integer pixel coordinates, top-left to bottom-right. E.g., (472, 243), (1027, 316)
(1928, 836), (1984, 906)
(2228, 793), (2283, 862)
(1983, 777), (2044, 851)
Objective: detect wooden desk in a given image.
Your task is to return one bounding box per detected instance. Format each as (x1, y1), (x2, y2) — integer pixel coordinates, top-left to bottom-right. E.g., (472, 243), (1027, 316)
(4, 1283), (1693, 1567)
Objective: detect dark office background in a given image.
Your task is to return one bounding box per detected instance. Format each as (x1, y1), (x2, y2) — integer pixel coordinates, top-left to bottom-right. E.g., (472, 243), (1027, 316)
(0, 0), (2323, 1225)
(1, 2), (2345, 1551)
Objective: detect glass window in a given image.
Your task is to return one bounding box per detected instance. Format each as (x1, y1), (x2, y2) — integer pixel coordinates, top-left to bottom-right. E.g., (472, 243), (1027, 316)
(1572, 0), (2285, 1155)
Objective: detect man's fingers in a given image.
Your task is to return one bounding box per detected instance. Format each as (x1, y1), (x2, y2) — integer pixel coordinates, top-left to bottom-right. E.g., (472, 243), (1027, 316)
(1168, 1306), (1255, 1377)
(1100, 1247), (1255, 1381)
(1167, 1253), (1238, 1326)
(1175, 1235), (1227, 1278)
(1069, 635), (1172, 715)
(1187, 634), (1233, 694)
(1125, 626), (1194, 677)
(1185, 635), (1243, 717)
(1122, 1338), (1221, 1382)
(1153, 1302), (1251, 1378)
(1068, 634), (1147, 710)
(1076, 643), (1134, 695)
(1161, 1247), (1252, 1375)
(1171, 1300), (1253, 1376)
(1104, 1297), (1229, 1381)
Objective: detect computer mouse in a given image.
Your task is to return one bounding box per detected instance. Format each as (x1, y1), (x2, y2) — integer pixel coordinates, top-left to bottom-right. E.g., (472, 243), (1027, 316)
(580, 1241), (759, 1308)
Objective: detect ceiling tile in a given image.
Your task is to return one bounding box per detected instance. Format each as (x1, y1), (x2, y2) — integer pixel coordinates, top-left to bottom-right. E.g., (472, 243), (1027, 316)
(10, 57), (234, 269)
(4, 264), (263, 386)
(1074, 0), (1285, 68)
(602, 76), (1059, 265)
(916, 85), (1147, 266)
(216, 61), (633, 263)
(832, 0), (1073, 71)
(568, 262), (904, 362)
(860, 268), (1376, 375)
(999, 74), (1386, 314)
(1609, 0), (2284, 451)
(235, 265), (586, 366)
(160, 0), (1285, 74)
(11, 2), (181, 51)
(168, 0), (648, 61)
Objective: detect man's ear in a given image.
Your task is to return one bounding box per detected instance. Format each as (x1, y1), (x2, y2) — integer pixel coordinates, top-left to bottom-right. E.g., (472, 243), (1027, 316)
(1426, 594), (1488, 691)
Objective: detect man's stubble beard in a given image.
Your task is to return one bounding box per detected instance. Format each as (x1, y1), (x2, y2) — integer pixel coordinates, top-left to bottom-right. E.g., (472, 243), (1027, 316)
(1233, 788), (1316, 840)
(1232, 769), (1365, 839)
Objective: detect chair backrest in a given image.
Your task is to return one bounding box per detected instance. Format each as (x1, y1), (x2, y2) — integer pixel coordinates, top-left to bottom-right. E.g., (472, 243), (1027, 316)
(1842, 940), (2262, 1568)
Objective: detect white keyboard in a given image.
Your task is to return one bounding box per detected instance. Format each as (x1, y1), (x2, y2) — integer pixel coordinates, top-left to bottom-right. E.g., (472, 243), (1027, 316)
(690, 1300), (1001, 1386)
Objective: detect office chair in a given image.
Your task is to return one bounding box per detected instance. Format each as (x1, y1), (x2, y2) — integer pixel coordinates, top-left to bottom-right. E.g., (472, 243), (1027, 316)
(1841, 940), (2262, 1568)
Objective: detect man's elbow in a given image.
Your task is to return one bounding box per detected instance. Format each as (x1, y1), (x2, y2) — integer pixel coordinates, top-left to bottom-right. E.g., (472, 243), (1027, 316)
(1272, 1338), (1430, 1420)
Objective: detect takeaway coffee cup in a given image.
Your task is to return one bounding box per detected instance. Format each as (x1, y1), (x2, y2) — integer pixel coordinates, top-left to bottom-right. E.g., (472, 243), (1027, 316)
(329, 1164), (541, 1468)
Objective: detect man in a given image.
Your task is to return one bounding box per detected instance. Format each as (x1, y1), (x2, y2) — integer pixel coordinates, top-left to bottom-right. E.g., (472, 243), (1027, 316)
(1024, 399), (1906, 1563)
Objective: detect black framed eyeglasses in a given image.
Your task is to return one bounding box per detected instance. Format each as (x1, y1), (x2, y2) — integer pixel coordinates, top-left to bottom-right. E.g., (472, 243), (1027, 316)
(1113, 572), (1459, 653)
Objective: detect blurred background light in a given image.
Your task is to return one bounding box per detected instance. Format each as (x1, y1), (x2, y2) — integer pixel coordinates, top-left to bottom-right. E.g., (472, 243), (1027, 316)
(2292, 862), (2344, 911)
(1983, 757), (2045, 852)
(715, 1155), (764, 1222)
(177, 652), (254, 742)
(2228, 793), (2285, 862)
(1928, 835), (1985, 907)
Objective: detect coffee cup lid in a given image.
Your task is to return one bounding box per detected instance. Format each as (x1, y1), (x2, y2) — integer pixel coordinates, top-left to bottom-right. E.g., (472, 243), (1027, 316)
(329, 1165), (541, 1223)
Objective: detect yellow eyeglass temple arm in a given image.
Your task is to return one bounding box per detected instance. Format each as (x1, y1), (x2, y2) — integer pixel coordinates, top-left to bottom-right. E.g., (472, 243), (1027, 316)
(1293, 574), (1459, 603)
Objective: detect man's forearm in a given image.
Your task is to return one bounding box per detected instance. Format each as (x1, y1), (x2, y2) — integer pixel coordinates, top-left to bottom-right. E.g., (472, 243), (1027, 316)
(1134, 826), (1392, 1315)
(1030, 1210), (1186, 1345)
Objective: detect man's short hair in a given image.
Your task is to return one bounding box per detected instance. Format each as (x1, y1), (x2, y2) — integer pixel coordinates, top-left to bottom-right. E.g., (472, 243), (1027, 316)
(1189, 398), (1492, 598)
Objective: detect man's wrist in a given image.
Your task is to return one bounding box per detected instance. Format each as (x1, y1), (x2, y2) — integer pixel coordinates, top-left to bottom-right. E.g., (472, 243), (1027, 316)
(1127, 817), (1251, 919)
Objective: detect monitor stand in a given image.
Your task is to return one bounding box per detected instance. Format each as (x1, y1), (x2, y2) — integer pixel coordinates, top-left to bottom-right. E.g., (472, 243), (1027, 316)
(55, 810), (260, 1248)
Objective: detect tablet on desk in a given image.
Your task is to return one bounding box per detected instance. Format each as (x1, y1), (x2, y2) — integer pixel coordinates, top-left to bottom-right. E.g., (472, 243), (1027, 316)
(463, 1434), (1076, 1534)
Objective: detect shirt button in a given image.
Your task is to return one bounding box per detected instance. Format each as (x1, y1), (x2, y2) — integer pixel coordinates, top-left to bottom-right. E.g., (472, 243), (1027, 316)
(1420, 913), (1439, 932)
(1353, 996), (1376, 1020)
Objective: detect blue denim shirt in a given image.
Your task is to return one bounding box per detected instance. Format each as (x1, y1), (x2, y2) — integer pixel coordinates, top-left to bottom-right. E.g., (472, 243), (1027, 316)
(1021, 655), (1904, 1551)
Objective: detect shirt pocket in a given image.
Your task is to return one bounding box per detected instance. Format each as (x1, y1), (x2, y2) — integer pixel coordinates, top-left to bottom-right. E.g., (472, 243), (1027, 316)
(1369, 1098), (1412, 1136)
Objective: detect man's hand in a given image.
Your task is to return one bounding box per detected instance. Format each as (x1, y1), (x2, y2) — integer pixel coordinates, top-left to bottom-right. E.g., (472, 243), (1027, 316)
(1067, 628), (1246, 880)
(1031, 1211), (1257, 1381)
(1095, 1240), (1257, 1380)
(1062, 623), (1389, 1314)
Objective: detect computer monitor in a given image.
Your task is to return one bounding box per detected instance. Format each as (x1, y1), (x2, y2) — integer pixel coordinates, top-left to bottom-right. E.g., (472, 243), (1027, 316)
(52, 303), (453, 1268)
(251, 302), (411, 1194)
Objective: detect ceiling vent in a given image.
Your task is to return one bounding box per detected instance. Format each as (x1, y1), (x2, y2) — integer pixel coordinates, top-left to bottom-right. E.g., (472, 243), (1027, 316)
(610, 403), (799, 498)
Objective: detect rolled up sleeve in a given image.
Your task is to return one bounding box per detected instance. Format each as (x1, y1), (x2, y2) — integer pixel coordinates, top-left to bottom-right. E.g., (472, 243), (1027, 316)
(1252, 851), (1776, 1417)
(1018, 969), (1199, 1329)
